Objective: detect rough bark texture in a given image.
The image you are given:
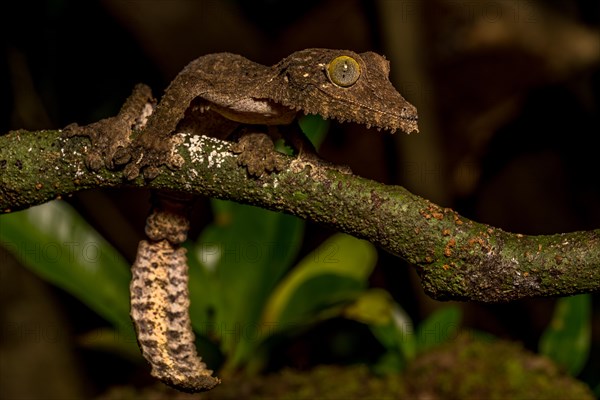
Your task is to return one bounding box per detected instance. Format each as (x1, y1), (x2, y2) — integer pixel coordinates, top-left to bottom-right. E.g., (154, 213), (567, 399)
(1, 129), (598, 302)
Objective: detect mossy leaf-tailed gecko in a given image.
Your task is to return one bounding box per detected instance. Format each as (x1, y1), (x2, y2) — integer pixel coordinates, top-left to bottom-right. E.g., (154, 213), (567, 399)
(65, 48), (418, 392)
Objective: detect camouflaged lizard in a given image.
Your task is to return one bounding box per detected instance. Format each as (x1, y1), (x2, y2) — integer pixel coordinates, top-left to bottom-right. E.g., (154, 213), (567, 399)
(66, 48), (418, 392)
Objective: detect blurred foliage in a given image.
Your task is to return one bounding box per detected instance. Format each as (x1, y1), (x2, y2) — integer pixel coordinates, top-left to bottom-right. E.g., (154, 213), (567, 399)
(539, 294), (591, 376)
(186, 200), (380, 374)
(345, 289), (461, 374)
(0, 201), (133, 338)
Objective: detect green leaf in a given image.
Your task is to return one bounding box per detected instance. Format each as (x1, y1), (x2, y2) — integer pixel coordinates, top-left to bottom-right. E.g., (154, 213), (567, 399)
(0, 202), (133, 336)
(416, 306), (462, 352)
(187, 200), (305, 368)
(261, 234), (377, 334)
(299, 114), (330, 149)
(271, 273), (362, 328)
(345, 289), (416, 370)
(539, 294), (591, 376)
(344, 288), (397, 326)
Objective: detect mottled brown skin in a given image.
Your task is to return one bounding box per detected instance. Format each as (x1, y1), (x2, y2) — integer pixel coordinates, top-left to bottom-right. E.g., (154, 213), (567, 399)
(65, 49), (418, 393)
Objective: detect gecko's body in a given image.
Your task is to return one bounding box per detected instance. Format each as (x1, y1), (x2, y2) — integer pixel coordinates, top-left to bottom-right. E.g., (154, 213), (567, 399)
(67, 49), (418, 393)
(72, 49), (418, 179)
(145, 49), (417, 138)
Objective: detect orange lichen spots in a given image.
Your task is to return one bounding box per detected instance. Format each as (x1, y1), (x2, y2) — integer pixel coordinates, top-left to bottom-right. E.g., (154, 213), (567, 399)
(467, 236), (491, 252)
(453, 213), (463, 225)
(432, 212), (444, 220)
(444, 238), (456, 257)
(421, 202), (446, 222)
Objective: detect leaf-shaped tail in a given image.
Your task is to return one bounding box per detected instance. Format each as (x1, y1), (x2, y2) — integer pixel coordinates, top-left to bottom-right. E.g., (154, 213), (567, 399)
(130, 193), (220, 392)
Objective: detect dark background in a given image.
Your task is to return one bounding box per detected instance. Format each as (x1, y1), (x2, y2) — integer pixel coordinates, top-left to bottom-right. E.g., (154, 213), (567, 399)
(1, 0), (599, 398)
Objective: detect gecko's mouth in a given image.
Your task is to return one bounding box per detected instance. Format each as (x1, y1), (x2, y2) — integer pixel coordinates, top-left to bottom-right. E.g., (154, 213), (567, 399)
(282, 95), (419, 134)
(303, 79), (420, 134)
(308, 100), (418, 134)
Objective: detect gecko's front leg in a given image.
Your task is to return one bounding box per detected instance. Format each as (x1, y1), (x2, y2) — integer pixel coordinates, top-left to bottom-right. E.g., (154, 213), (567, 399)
(130, 193), (221, 392)
(64, 84), (155, 172)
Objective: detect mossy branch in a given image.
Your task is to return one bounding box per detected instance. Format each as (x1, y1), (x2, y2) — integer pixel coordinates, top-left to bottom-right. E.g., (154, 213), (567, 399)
(1, 128), (598, 302)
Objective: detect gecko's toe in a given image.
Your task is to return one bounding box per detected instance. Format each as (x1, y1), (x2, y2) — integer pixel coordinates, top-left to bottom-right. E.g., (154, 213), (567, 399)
(123, 163), (141, 181)
(113, 146), (132, 166)
(142, 165), (161, 181)
(85, 152), (104, 172)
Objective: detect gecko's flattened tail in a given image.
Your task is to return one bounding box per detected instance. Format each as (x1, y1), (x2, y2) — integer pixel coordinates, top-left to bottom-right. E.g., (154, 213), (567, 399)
(131, 240), (221, 392)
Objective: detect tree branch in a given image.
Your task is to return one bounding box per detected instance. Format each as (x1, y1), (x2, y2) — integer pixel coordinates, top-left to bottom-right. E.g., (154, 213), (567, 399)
(1, 128), (598, 302)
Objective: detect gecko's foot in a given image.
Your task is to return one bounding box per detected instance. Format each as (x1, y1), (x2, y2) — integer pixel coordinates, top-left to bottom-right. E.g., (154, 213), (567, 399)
(231, 132), (286, 177)
(64, 84), (156, 175)
(64, 117), (133, 172)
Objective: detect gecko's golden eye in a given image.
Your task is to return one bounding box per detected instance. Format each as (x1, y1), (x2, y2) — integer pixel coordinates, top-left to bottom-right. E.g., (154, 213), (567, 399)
(327, 55), (361, 87)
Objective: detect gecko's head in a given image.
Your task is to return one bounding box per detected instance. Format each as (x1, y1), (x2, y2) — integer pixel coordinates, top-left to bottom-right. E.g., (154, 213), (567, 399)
(271, 48), (418, 134)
